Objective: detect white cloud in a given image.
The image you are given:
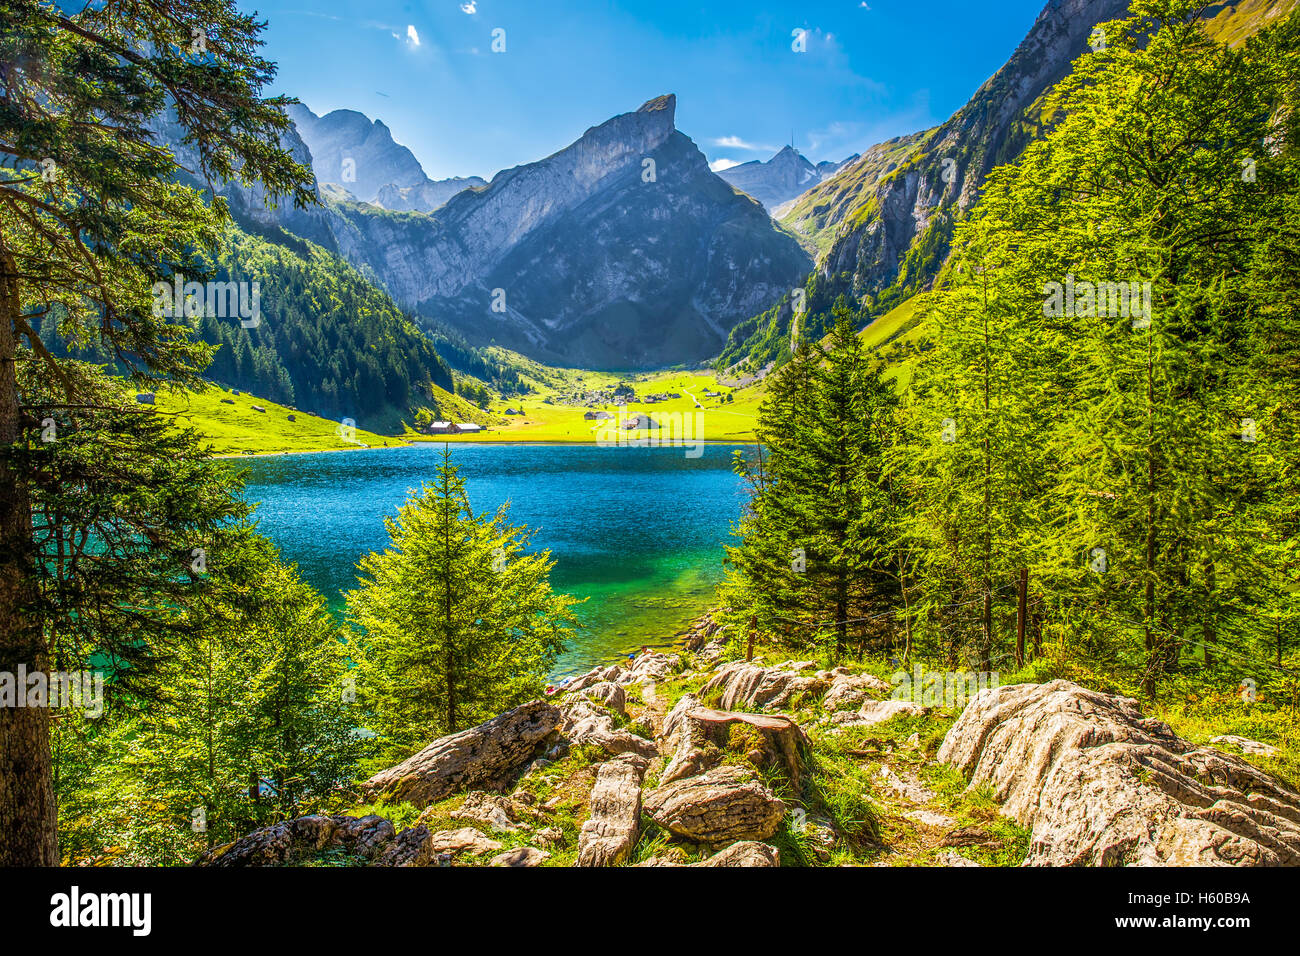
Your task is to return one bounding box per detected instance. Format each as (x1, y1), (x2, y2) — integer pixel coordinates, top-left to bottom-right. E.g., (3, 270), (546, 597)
(710, 135), (777, 153)
(709, 158), (741, 172)
(406, 24), (421, 47)
(460, 1), (477, 13)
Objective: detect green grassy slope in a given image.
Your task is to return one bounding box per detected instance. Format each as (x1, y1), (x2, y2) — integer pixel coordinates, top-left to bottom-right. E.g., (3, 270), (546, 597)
(154, 384), (403, 456)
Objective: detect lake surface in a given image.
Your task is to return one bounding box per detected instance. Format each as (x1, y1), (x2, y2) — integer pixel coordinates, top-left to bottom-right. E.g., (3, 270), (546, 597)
(237, 443), (751, 675)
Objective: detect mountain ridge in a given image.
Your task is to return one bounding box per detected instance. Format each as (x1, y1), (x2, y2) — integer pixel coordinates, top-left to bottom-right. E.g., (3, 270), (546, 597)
(718, 0), (1297, 371)
(288, 103), (488, 213)
(716, 145), (858, 213)
(324, 94), (813, 369)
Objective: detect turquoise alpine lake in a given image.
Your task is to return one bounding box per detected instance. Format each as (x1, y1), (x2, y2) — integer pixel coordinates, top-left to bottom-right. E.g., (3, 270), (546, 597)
(235, 442), (753, 676)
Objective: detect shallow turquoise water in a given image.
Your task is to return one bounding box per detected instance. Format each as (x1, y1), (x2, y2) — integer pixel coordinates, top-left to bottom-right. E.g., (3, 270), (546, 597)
(236, 443), (751, 675)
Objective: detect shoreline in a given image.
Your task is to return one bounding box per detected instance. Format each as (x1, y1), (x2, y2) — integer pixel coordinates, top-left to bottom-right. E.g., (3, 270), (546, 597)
(215, 436), (757, 459)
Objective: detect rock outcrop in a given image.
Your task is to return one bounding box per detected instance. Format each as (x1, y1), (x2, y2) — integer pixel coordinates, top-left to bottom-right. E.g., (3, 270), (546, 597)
(938, 681), (1300, 866)
(661, 704), (809, 791)
(199, 814), (399, 867)
(696, 840), (781, 867)
(577, 753), (649, 866)
(821, 669), (893, 711)
(831, 698), (927, 728)
(361, 701), (561, 807)
(559, 698), (658, 759)
(701, 660), (828, 712)
(428, 827), (504, 858)
(644, 765), (786, 844)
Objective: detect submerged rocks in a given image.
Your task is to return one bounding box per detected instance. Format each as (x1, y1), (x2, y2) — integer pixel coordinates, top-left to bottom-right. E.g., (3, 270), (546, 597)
(578, 753), (650, 866)
(644, 765), (785, 844)
(361, 701), (561, 808)
(700, 660), (828, 712)
(938, 680), (1300, 866)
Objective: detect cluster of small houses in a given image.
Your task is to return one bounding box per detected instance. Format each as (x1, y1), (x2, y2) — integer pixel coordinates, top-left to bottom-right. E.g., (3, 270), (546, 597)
(422, 421), (485, 435)
(584, 410), (660, 429)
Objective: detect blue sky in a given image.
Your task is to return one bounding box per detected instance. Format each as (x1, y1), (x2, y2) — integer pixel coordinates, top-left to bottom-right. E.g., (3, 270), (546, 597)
(250, 0), (1047, 180)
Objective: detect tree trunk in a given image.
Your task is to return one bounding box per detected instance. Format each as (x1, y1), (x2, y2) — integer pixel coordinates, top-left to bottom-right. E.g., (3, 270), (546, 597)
(0, 246), (58, 865)
(1015, 568), (1028, 669)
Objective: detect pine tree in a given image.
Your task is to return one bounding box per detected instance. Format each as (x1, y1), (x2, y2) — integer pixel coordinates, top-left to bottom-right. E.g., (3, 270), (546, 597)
(0, 0), (313, 863)
(724, 304), (903, 658)
(347, 448), (578, 760)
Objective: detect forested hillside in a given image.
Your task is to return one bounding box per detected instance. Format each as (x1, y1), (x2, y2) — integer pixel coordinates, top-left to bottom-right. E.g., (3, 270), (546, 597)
(37, 224), (455, 430)
(717, 0), (1299, 374)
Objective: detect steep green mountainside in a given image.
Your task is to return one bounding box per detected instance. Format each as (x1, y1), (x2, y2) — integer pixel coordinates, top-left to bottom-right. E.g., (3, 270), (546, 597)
(718, 0), (1297, 373)
(39, 222), (456, 432)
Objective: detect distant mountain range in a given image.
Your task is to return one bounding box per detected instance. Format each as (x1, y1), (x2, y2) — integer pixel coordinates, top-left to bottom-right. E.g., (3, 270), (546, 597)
(287, 104), (487, 214)
(319, 95), (812, 368)
(157, 0), (1297, 381)
(718, 0), (1299, 370)
(714, 146), (858, 213)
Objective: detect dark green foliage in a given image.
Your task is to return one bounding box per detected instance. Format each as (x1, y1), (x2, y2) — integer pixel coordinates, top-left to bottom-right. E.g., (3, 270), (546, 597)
(723, 305), (903, 657)
(347, 448), (579, 761)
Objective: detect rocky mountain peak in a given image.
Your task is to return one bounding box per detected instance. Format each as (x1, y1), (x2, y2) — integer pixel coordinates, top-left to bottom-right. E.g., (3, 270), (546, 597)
(715, 145), (852, 213)
(325, 95), (811, 368)
(637, 93), (677, 118)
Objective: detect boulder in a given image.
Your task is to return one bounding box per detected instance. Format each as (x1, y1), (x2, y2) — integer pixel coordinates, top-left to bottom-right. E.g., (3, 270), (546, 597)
(490, 847), (550, 867)
(644, 765), (785, 844)
(428, 827), (503, 857)
(560, 698), (658, 759)
(198, 814), (395, 867)
(831, 699), (927, 727)
(821, 669), (893, 711)
(564, 665), (625, 696)
(361, 700), (561, 807)
(577, 753), (649, 866)
(374, 825), (437, 867)
(661, 705), (809, 791)
(573, 680), (627, 717)
(447, 791), (530, 831)
(619, 650), (682, 685)
(695, 841), (781, 867)
(1210, 735), (1279, 757)
(534, 827), (564, 848)
(700, 661), (828, 712)
(684, 614), (724, 651)
(936, 851), (982, 868)
(938, 680), (1300, 866)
